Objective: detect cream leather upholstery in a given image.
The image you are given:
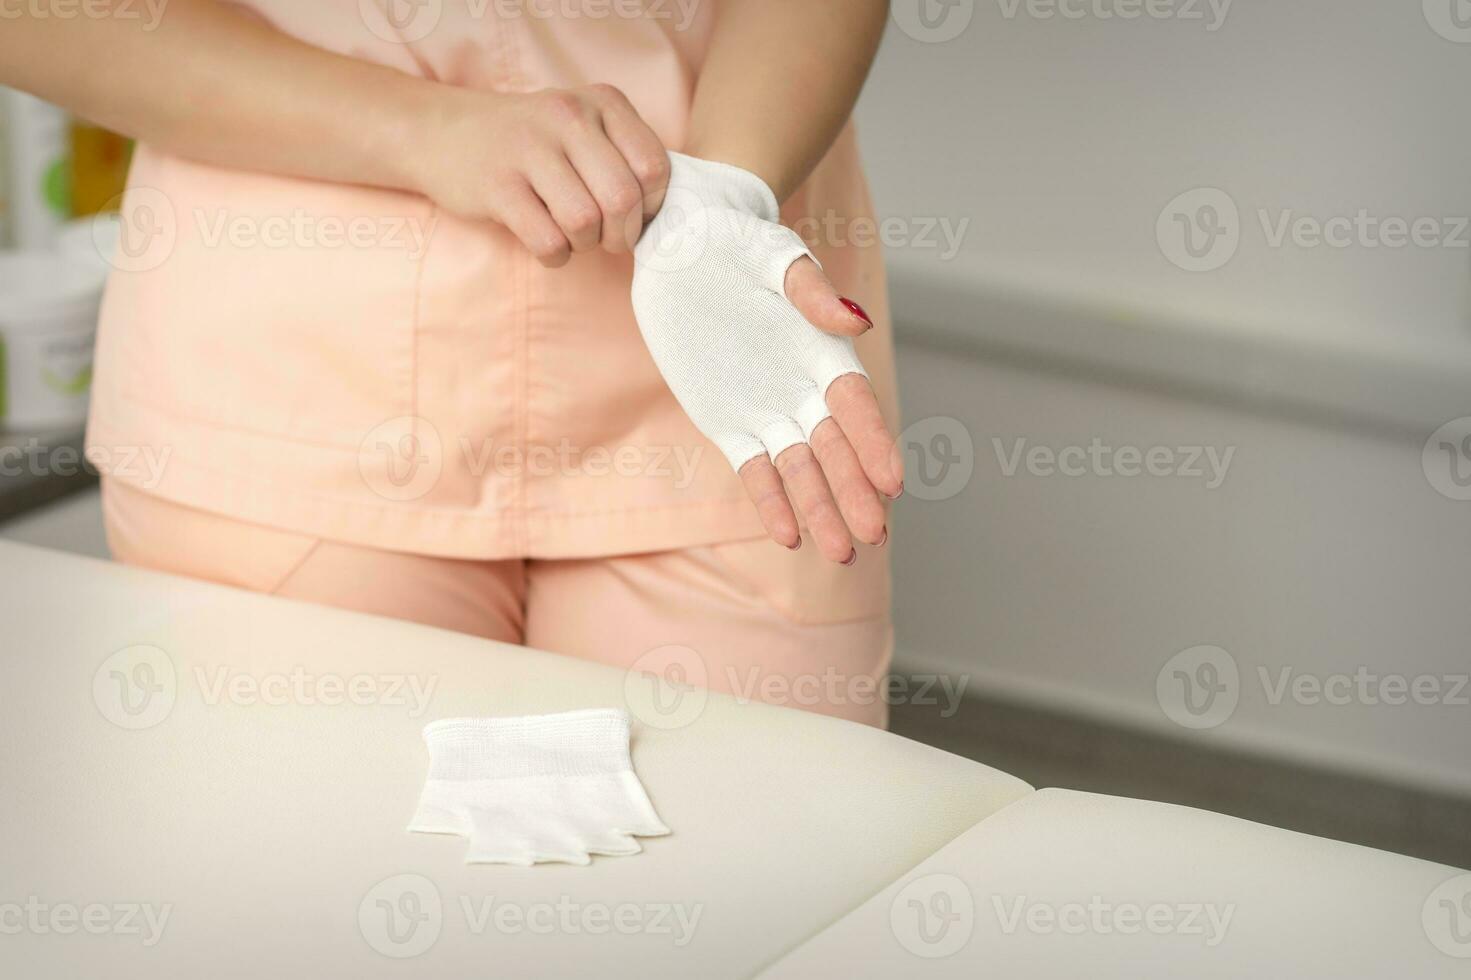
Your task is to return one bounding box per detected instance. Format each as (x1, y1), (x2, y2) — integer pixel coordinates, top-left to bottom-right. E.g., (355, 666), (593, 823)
(4, 540), (1466, 978)
(0, 541), (1030, 978)
(761, 788), (1470, 978)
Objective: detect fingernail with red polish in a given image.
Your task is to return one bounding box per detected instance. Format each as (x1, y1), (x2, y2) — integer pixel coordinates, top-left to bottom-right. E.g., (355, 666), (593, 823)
(840, 298), (873, 330)
(842, 549), (858, 566)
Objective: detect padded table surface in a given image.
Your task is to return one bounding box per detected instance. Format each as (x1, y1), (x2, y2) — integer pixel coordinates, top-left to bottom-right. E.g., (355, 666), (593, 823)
(0, 541), (1032, 978)
(761, 788), (1470, 979)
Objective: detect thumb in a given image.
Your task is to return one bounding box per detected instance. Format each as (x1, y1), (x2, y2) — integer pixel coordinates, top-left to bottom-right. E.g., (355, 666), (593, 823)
(783, 256), (874, 338)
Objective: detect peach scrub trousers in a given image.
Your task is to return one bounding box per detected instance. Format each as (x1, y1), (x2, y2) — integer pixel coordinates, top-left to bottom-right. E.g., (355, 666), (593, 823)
(102, 480), (895, 727)
(87, 2), (900, 726)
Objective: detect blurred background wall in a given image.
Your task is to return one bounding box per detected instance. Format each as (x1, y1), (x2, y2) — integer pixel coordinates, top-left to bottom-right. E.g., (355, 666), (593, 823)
(861, 0), (1471, 798)
(861, 0), (1471, 347)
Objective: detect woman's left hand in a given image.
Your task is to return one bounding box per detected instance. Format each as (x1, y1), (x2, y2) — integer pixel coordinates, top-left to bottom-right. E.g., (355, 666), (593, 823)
(742, 256), (903, 563)
(631, 152), (902, 565)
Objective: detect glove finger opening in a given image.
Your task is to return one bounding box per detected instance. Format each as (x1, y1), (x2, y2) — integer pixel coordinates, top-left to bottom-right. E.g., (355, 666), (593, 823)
(759, 418), (807, 463)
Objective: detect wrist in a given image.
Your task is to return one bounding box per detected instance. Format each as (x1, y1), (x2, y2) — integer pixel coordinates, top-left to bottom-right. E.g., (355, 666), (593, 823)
(667, 151), (783, 223)
(681, 130), (801, 203)
(383, 81), (483, 200)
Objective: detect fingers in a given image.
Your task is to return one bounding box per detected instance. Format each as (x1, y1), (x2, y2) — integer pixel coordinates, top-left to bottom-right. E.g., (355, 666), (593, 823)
(504, 85), (667, 263)
(563, 112), (646, 254)
(774, 444), (854, 564)
(593, 85), (671, 223)
(784, 258), (874, 338)
(738, 456), (801, 550)
(496, 180), (571, 268)
(809, 418), (887, 546)
(529, 154), (604, 255)
(745, 421), (893, 560)
(828, 373), (904, 498)
(539, 86), (667, 256)
(482, 85), (667, 265)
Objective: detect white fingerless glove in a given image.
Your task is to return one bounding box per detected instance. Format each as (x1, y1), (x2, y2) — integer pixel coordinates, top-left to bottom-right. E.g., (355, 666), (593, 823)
(408, 710), (670, 866)
(631, 152), (868, 470)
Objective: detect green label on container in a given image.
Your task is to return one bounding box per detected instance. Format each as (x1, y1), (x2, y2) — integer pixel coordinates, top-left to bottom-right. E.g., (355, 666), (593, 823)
(43, 363), (92, 396)
(43, 158), (72, 219)
(43, 360), (92, 394)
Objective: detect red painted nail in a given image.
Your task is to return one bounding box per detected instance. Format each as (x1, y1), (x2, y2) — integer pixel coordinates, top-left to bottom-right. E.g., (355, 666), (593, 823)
(842, 549), (858, 566)
(840, 298), (873, 330)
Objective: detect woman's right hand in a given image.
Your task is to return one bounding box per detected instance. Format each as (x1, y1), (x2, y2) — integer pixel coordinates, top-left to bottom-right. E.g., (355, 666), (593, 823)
(414, 85), (671, 268)
(0, 0), (667, 270)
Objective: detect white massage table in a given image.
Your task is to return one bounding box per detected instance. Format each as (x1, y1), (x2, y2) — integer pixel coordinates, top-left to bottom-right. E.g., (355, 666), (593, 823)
(2, 540), (1465, 978)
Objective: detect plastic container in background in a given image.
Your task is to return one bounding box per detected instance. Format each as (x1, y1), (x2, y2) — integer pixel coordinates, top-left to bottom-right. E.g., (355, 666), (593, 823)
(0, 92), (9, 247)
(3, 88), (71, 249)
(56, 212), (121, 285)
(0, 252), (103, 431)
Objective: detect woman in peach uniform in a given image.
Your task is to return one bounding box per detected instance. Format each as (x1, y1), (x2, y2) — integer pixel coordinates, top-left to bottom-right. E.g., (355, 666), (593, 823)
(3, 0), (904, 725)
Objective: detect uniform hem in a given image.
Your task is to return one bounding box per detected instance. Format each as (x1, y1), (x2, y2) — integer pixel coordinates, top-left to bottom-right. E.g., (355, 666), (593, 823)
(87, 405), (770, 561)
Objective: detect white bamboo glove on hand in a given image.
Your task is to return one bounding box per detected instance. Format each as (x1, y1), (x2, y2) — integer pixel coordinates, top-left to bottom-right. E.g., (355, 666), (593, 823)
(408, 709), (670, 866)
(631, 152), (869, 470)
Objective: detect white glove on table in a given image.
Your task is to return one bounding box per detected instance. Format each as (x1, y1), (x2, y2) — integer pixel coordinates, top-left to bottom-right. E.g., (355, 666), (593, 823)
(631, 152), (868, 471)
(408, 709), (670, 866)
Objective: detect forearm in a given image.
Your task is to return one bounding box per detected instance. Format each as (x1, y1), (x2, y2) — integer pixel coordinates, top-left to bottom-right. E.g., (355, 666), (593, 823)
(683, 0), (888, 201)
(0, 0), (441, 194)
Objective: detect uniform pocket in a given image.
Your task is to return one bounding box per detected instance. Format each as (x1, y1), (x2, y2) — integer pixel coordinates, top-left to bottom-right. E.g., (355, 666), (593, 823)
(102, 479), (319, 596)
(706, 534), (892, 627)
(112, 149), (434, 448)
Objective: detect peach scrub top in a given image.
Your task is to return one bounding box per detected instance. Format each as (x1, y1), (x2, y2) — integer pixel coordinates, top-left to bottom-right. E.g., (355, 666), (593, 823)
(87, 0), (899, 560)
